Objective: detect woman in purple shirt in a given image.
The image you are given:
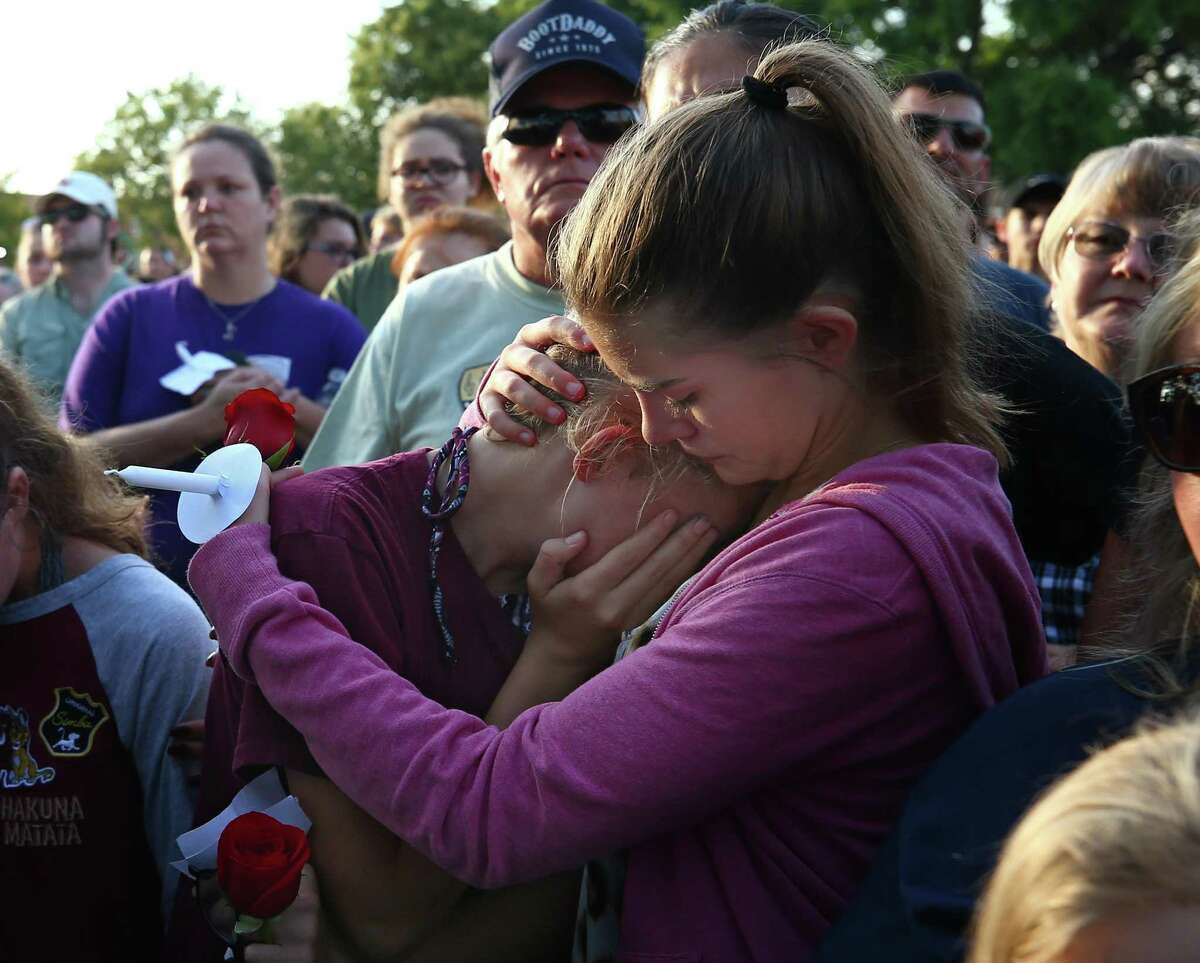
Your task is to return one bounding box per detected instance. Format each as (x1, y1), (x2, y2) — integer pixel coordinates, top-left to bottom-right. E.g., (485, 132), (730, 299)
(190, 42), (1046, 961)
(60, 125), (364, 584)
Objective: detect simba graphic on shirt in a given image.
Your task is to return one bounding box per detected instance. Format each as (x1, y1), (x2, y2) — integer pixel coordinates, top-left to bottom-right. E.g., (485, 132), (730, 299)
(0, 705), (55, 789)
(40, 687), (109, 758)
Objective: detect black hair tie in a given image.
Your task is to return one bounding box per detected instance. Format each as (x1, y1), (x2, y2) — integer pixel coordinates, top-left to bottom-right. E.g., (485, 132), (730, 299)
(742, 75), (788, 110)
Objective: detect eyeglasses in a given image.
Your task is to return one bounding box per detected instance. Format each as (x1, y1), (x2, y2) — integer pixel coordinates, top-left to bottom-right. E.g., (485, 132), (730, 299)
(502, 105), (638, 147)
(901, 112), (991, 152)
(304, 241), (361, 262)
(1129, 364), (1200, 472)
(39, 203), (95, 227)
(1067, 220), (1175, 276)
(392, 160), (468, 186)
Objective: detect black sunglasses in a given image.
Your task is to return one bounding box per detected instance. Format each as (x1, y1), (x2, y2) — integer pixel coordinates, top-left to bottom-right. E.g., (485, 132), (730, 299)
(502, 105), (638, 147)
(39, 203), (95, 227)
(1129, 364), (1200, 472)
(1068, 220), (1176, 276)
(902, 112), (992, 152)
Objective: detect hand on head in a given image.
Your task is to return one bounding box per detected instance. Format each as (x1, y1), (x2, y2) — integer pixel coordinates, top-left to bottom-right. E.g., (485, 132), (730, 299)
(525, 507), (718, 672)
(479, 315), (596, 445)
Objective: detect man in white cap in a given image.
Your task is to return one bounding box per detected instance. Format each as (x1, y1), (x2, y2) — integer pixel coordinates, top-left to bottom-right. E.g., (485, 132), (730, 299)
(0, 172), (134, 402)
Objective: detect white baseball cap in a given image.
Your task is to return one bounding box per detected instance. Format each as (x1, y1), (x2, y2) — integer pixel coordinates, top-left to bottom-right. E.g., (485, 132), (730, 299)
(35, 172), (118, 219)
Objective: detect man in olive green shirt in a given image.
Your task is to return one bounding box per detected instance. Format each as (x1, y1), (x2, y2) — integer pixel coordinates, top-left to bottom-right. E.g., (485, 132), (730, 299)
(0, 173), (134, 403)
(320, 248), (399, 334)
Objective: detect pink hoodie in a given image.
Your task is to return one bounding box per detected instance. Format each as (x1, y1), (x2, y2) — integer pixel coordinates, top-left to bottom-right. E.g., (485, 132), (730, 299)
(190, 443), (1046, 962)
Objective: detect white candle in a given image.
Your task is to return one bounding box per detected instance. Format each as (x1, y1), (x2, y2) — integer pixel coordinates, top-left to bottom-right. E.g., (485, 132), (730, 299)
(106, 466), (226, 497)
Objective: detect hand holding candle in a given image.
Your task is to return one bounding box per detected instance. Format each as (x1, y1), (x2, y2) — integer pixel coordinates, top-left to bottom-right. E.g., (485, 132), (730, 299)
(106, 389), (299, 544)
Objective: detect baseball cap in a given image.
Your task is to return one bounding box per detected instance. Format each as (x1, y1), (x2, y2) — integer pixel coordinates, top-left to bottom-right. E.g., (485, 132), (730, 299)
(1004, 173), (1066, 212)
(488, 0), (645, 117)
(35, 172), (118, 220)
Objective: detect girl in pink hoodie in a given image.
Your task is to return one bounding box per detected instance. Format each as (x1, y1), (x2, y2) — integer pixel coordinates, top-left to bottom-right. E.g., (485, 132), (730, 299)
(190, 40), (1046, 962)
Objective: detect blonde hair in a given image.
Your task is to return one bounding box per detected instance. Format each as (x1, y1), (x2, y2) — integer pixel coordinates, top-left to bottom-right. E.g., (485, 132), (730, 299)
(508, 345), (717, 492)
(389, 207), (510, 279)
(1040, 136), (1200, 287)
(968, 711), (1200, 963)
(0, 360), (147, 557)
(557, 40), (1006, 462)
(1082, 210), (1200, 697)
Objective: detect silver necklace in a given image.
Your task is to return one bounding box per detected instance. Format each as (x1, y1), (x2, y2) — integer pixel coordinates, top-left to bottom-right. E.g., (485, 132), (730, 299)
(202, 281), (275, 342)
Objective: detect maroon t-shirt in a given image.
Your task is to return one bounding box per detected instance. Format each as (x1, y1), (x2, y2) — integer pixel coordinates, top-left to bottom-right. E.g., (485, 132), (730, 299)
(2, 606), (161, 962)
(170, 451), (526, 960)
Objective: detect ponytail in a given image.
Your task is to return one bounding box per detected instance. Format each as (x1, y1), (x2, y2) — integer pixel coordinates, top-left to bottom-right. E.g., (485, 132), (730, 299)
(559, 39), (1006, 460)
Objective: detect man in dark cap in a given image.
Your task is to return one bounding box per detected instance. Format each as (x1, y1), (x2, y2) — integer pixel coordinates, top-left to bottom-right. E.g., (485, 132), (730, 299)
(304, 0), (645, 469)
(996, 173), (1066, 281)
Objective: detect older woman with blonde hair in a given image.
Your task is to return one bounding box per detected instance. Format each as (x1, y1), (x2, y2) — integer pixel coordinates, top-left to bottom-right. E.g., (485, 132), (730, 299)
(968, 714), (1200, 962)
(1039, 136), (1200, 383)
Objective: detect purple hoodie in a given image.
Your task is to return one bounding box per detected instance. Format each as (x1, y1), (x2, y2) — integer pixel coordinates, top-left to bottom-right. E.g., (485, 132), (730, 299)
(190, 443), (1046, 962)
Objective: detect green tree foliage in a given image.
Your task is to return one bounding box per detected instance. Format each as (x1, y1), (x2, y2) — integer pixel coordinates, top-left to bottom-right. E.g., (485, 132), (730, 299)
(348, 0), (508, 128)
(275, 103), (378, 213)
(0, 177), (32, 270)
(823, 0), (1200, 180)
(76, 76), (256, 247)
(74, 0), (1198, 246)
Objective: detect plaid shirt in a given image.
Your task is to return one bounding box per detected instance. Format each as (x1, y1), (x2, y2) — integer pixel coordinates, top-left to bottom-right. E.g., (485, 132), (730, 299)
(1030, 554), (1101, 648)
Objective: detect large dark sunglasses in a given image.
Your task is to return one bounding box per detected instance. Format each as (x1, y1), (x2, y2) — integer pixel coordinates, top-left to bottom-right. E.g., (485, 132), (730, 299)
(901, 112), (991, 152)
(1067, 220), (1175, 276)
(1128, 364), (1200, 472)
(39, 203), (95, 227)
(502, 105), (638, 147)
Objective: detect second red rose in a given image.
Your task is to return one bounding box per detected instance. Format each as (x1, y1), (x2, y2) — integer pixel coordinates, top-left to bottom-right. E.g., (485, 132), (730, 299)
(216, 811), (310, 920)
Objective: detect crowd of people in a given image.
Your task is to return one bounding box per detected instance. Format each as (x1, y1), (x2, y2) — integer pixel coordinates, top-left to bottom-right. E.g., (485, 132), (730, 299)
(4, 0), (1200, 960)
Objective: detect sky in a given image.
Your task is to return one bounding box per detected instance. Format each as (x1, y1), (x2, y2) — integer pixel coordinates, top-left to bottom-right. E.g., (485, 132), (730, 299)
(6, 0), (388, 194)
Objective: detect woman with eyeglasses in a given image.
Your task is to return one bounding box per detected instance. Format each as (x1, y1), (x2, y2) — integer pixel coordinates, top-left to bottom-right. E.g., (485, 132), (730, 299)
(1039, 137), (1200, 383)
(60, 124), (366, 587)
(322, 98), (492, 332)
(268, 194), (366, 297)
(815, 211), (1200, 962)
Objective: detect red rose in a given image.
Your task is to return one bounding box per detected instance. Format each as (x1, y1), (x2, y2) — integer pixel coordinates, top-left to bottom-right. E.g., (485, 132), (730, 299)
(216, 812), (310, 919)
(223, 388), (296, 469)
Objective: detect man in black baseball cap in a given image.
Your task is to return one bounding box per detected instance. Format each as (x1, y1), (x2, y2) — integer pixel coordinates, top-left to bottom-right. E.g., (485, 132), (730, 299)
(488, 0), (643, 117)
(996, 173), (1066, 281)
(302, 0), (645, 470)
(484, 0), (644, 285)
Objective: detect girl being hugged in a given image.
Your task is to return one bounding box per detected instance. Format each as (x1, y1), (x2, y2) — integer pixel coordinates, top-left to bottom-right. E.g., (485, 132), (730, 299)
(190, 42), (1046, 961)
